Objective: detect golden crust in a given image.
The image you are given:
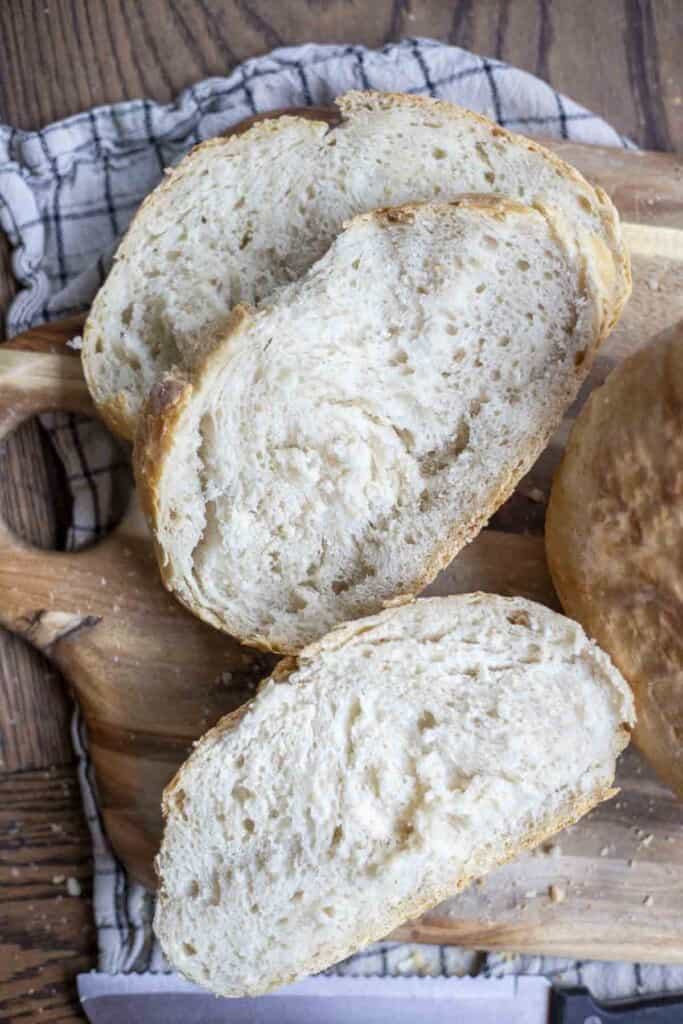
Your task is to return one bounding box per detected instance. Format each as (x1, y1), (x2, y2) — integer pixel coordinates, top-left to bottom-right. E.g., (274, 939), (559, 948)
(546, 320), (683, 798)
(134, 371), (194, 527)
(97, 392), (136, 442)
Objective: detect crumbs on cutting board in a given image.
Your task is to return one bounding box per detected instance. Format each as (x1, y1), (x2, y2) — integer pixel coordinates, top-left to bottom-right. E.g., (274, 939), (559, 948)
(395, 950), (432, 976)
(52, 874), (82, 896)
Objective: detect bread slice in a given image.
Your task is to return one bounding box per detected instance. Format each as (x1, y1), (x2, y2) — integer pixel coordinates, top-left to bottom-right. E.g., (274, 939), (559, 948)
(136, 197), (610, 653)
(83, 90), (630, 440)
(546, 321), (683, 798)
(154, 593), (634, 997)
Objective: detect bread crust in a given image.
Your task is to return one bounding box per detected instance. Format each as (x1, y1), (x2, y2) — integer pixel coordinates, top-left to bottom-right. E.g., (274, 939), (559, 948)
(134, 197), (606, 654)
(83, 90), (630, 440)
(155, 594), (632, 997)
(546, 321), (683, 798)
(80, 339), (138, 441)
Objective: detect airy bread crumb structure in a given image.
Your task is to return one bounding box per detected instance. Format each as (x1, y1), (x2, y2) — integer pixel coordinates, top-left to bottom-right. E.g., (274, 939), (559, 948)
(83, 91), (629, 440)
(154, 594), (634, 997)
(137, 198), (609, 652)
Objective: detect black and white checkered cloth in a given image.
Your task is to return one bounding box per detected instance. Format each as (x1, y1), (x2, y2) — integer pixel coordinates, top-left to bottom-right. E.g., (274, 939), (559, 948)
(3, 39), (679, 999)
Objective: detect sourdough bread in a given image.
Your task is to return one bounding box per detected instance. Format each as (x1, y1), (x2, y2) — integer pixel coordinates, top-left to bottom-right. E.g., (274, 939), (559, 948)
(83, 91), (630, 439)
(154, 593), (634, 997)
(547, 321), (683, 798)
(137, 197), (608, 652)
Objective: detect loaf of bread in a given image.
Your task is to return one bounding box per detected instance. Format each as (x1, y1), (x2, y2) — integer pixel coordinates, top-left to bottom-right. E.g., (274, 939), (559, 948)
(136, 197), (613, 653)
(154, 593), (634, 997)
(547, 321), (683, 798)
(83, 90), (630, 440)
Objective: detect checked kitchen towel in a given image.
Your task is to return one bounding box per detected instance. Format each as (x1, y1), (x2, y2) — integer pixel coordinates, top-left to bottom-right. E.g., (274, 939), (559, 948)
(2, 38), (679, 1000)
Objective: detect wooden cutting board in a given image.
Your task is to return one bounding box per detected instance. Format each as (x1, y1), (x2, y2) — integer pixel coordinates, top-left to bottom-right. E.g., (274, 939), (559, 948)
(1, 135), (682, 964)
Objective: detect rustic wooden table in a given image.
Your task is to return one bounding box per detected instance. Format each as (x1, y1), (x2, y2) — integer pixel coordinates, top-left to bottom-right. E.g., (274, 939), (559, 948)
(0, 2), (681, 1022)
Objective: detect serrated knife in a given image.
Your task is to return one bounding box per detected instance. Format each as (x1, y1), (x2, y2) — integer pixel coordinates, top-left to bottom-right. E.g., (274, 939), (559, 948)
(78, 971), (683, 1023)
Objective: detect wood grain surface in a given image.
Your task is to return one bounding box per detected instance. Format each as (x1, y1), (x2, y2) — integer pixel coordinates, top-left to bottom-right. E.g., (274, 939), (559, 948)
(0, 4), (681, 1021)
(0, 344), (275, 883)
(0, 0), (681, 150)
(0, 768), (95, 1024)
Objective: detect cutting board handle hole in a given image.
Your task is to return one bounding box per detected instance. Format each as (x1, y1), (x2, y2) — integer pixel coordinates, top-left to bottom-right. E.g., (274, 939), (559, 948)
(0, 412), (133, 554)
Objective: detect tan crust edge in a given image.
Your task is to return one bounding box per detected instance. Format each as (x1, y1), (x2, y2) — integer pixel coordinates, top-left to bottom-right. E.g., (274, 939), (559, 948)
(132, 305), (254, 619)
(82, 90), (630, 441)
(134, 373), (193, 524)
(81, 355), (138, 441)
(156, 633), (629, 997)
(135, 197), (607, 654)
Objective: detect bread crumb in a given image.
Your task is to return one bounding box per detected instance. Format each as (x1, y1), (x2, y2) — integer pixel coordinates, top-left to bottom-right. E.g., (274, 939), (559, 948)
(643, 895), (654, 907)
(66, 877), (82, 896)
(66, 335), (83, 350)
(641, 834), (654, 847)
(51, 874), (65, 885)
(600, 845), (610, 857)
(395, 950), (431, 976)
(549, 884), (566, 903)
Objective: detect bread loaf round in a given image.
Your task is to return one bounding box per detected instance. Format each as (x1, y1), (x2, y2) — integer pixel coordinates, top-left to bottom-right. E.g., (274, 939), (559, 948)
(547, 321), (683, 798)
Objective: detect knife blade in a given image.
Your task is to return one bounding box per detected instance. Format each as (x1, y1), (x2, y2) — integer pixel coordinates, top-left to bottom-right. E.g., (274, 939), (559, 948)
(78, 973), (551, 1024)
(78, 972), (683, 1024)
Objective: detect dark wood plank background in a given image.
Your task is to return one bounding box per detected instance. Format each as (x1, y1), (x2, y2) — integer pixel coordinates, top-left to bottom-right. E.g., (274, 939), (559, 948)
(0, 2), (681, 1021)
